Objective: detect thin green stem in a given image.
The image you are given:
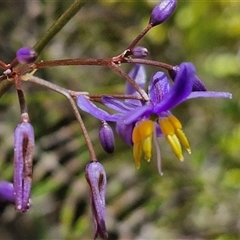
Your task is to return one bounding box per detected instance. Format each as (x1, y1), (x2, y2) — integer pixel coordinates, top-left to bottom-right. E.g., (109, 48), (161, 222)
(34, 0), (86, 55)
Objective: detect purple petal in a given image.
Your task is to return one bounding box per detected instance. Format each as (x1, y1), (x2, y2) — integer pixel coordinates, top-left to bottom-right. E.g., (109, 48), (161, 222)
(116, 120), (134, 146)
(14, 122), (35, 212)
(149, 0), (177, 26)
(187, 91), (232, 99)
(124, 104), (152, 124)
(77, 95), (121, 121)
(0, 181), (15, 204)
(169, 66), (207, 91)
(153, 62), (195, 113)
(148, 71), (170, 104)
(125, 64), (146, 95)
(102, 96), (136, 113)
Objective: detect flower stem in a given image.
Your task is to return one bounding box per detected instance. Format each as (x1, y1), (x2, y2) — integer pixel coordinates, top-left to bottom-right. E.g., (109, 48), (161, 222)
(28, 76), (97, 161)
(109, 62), (149, 101)
(125, 58), (174, 71)
(126, 23), (153, 52)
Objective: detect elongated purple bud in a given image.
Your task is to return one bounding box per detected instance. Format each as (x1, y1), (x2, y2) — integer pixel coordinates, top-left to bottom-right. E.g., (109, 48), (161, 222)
(85, 161), (108, 240)
(99, 121), (115, 153)
(0, 181), (15, 204)
(131, 46), (149, 58)
(14, 121), (35, 212)
(149, 0), (177, 27)
(16, 47), (38, 64)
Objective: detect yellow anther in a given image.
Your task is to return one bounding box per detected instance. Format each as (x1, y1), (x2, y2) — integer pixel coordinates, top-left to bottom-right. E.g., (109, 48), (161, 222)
(168, 115), (191, 154)
(158, 118), (175, 135)
(168, 115), (182, 129)
(166, 134), (184, 161)
(142, 136), (152, 162)
(132, 120), (154, 168)
(176, 129), (191, 154)
(133, 142), (142, 169)
(132, 124), (141, 144)
(138, 120), (154, 138)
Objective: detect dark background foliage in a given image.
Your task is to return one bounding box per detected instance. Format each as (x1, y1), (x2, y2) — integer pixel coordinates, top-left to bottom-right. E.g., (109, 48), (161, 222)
(0, 1), (240, 239)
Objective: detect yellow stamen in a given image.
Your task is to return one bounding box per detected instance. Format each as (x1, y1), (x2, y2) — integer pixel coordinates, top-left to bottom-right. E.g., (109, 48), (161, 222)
(176, 129), (191, 154)
(159, 117), (185, 161)
(132, 120), (154, 168)
(168, 115), (182, 129)
(139, 120), (154, 162)
(132, 124), (141, 144)
(142, 136), (152, 162)
(168, 115), (191, 154)
(166, 134), (184, 161)
(158, 118), (175, 135)
(133, 142), (142, 169)
(138, 120), (154, 138)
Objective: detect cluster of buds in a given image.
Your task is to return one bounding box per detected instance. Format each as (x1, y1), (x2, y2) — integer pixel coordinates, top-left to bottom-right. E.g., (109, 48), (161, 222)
(0, 0), (233, 239)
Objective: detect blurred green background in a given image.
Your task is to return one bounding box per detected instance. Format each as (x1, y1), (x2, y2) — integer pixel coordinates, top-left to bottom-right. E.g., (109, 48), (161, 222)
(0, 0), (240, 239)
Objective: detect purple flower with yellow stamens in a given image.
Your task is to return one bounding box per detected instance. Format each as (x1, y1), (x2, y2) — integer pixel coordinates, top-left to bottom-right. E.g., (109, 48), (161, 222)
(77, 62), (232, 174)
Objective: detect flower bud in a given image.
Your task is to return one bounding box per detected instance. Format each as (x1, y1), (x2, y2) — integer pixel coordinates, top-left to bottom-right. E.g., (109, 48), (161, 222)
(131, 46), (149, 58)
(16, 47), (38, 64)
(14, 122), (35, 212)
(0, 181), (15, 204)
(99, 121), (115, 153)
(149, 0), (177, 27)
(85, 161), (108, 240)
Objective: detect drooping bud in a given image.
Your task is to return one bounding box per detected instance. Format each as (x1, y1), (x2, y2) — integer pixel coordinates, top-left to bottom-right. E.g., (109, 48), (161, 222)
(0, 181), (15, 204)
(99, 121), (115, 153)
(169, 65), (207, 91)
(85, 161), (108, 240)
(131, 46), (149, 58)
(14, 121), (35, 212)
(149, 0), (177, 27)
(16, 47), (38, 64)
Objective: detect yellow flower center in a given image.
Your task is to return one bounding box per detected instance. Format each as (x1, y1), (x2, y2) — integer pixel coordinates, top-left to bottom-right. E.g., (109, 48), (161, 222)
(131, 115), (191, 169)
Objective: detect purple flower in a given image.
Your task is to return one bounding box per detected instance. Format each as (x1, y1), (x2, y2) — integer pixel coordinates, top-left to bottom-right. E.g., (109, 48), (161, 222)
(0, 181), (15, 204)
(85, 161), (108, 240)
(16, 47), (38, 64)
(14, 121), (35, 212)
(77, 63), (232, 174)
(149, 0), (177, 27)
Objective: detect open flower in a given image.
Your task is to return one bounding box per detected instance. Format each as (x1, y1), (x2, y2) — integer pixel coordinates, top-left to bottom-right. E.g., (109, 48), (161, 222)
(77, 63), (232, 174)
